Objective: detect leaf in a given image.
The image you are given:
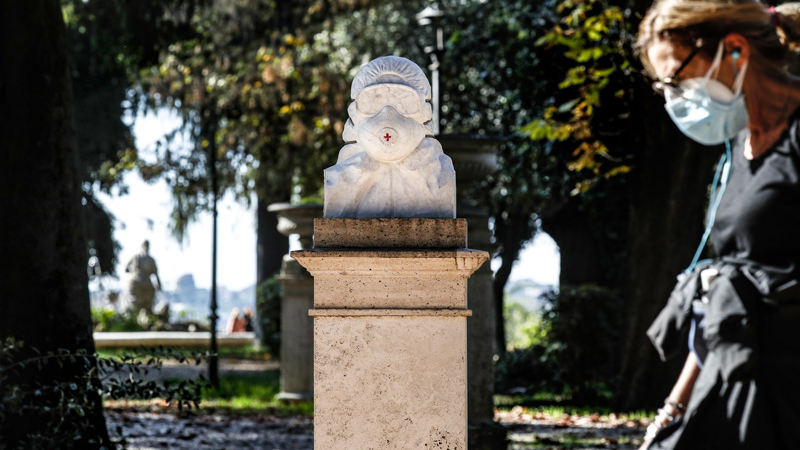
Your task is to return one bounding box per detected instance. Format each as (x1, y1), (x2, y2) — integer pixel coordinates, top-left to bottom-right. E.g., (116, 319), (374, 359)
(534, 35), (551, 47)
(558, 98), (581, 113)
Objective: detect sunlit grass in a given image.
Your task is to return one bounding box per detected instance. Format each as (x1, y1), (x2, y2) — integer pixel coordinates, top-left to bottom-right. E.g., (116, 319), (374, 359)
(103, 371), (313, 416)
(200, 372), (313, 416)
(509, 433), (607, 448)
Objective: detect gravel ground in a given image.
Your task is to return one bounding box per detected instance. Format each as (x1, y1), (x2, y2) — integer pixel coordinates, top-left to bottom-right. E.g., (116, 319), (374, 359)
(497, 407), (648, 449)
(106, 410), (313, 450)
(106, 404), (649, 449)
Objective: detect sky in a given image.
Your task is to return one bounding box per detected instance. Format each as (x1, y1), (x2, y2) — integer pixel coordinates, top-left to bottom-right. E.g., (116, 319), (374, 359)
(96, 109), (560, 294)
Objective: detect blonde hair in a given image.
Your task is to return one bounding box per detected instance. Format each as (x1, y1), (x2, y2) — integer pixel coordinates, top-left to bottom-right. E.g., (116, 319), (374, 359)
(637, 0), (800, 72)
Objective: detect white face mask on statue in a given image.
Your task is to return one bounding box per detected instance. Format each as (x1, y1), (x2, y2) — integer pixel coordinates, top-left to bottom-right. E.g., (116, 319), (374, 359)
(664, 41), (749, 146)
(355, 106), (425, 163)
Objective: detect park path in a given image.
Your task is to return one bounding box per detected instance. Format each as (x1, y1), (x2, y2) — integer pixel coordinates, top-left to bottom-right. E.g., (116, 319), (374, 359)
(105, 410), (313, 450)
(499, 407), (646, 449)
(106, 406), (647, 450)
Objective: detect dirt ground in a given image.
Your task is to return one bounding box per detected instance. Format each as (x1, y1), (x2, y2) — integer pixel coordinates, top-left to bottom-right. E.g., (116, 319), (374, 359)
(498, 407), (647, 449)
(106, 410), (313, 450)
(106, 405), (647, 450)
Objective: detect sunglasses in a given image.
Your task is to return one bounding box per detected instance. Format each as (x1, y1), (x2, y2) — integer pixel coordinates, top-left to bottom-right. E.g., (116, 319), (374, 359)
(652, 39), (704, 97)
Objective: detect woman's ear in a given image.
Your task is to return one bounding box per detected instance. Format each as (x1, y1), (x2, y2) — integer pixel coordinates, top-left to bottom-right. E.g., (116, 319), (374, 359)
(724, 33), (750, 71)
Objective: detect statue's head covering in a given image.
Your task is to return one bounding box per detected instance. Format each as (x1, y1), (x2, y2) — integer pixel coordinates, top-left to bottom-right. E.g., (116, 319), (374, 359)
(350, 56), (431, 100)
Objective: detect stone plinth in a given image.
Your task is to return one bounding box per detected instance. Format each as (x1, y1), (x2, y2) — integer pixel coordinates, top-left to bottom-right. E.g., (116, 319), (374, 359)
(269, 203), (322, 400)
(314, 218), (467, 248)
(292, 218), (488, 450)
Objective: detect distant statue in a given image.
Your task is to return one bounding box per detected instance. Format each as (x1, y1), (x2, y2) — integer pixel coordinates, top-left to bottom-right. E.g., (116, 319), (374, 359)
(125, 240), (162, 314)
(323, 56), (456, 219)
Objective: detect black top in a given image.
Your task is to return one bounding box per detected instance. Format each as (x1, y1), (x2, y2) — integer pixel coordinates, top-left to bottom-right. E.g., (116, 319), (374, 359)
(649, 112), (800, 449)
(649, 109), (800, 450)
(712, 107), (800, 292)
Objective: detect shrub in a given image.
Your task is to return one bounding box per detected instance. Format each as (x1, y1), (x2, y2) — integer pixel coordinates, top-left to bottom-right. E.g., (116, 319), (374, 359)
(256, 277), (282, 358)
(0, 337), (207, 449)
(496, 284), (621, 405)
(91, 307), (145, 332)
(504, 300), (550, 350)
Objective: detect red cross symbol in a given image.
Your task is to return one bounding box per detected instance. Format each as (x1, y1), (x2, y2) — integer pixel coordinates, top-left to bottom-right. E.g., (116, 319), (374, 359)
(383, 132), (392, 142)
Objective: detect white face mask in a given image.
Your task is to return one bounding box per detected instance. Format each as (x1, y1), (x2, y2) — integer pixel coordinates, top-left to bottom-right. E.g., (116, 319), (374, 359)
(355, 106), (425, 162)
(664, 41), (749, 146)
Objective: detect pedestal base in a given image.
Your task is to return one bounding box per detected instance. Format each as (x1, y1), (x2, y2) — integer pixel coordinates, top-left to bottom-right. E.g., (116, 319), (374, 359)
(312, 310), (470, 450)
(292, 218), (488, 450)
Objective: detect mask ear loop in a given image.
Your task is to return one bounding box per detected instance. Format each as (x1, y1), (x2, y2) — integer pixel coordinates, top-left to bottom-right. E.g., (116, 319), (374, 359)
(703, 40), (726, 83)
(731, 54), (748, 96)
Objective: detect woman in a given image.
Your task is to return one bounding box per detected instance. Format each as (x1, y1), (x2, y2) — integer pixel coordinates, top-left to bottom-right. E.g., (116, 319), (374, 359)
(636, 1), (800, 448)
(226, 307), (247, 334)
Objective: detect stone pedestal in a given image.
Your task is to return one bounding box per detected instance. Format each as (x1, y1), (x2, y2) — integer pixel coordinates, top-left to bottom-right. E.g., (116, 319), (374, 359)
(269, 203), (323, 401)
(439, 134), (507, 448)
(292, 218), (488, 450)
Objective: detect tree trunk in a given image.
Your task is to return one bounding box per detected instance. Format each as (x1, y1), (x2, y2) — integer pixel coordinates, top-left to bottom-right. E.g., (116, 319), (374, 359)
(257, 198), (289, 285)
(0, 0), (110, 446)
(616, 87), (721, 410)
(541, 198), (607, 287)
(492, 212), (532, 354)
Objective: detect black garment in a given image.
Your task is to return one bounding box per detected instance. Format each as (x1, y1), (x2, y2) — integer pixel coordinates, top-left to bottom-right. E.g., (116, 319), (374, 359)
(713, 115), (800, 296)
(647, 109), (800, 450)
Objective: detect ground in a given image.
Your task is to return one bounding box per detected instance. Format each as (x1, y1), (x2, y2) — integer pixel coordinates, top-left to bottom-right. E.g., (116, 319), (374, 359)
(106, 402), (648, 449)
(103, 353), (650, 449)
(499, 407), (646, 449)
(106, 410), (313, 450)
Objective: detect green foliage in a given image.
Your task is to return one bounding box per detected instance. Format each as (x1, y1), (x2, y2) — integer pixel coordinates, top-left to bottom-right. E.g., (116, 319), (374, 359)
(131, 0), (371, 240)
(200, 372), (312, 415)
(504, 300), (550, 350)
(256, 277), (282, 358)
(91, 307), (145, 332)
(91, 307), (210, 332)
(541, 285), (623, 403)
(496, 285), (622, 404)
(523, 0), (635, 195)
(0, 337), (208, 450)
(62, 0), (203, 274)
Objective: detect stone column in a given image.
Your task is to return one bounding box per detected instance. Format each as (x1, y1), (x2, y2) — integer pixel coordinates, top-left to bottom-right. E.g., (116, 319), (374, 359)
(268, 203), (323, 401)
(439, 134), (507, 448)
(292, 218), (488, 450)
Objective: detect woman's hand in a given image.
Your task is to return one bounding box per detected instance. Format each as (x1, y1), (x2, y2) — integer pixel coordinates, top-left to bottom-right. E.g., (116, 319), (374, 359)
(641, 405), (678, 450)
(641, 352), (701, 448)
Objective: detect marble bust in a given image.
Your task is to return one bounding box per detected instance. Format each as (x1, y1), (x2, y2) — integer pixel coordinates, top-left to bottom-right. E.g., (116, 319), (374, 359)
(323, 56), (456, 219)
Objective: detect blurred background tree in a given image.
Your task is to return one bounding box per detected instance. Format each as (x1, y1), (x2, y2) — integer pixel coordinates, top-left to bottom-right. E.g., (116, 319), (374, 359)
(63, 0), (208, 277)
(523, 0), (722, 409)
